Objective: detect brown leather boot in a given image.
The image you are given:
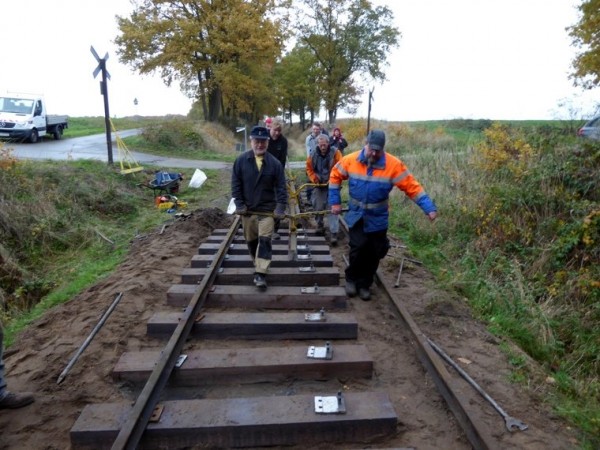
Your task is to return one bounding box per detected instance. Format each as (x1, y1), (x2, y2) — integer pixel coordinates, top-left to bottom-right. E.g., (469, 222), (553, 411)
(0, 391), (34, 409)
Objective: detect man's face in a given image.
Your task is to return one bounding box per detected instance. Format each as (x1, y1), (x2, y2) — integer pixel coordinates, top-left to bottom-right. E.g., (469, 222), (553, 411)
(318, 139), (329, 154)
(365, 144), (383, 164)
(311, 125), (320, 136)
(251, 138), (268, 156)
(270, 126), (282, 140)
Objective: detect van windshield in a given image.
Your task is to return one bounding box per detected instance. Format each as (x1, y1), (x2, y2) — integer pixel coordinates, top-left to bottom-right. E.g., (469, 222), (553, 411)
(0, 97), (34, 114)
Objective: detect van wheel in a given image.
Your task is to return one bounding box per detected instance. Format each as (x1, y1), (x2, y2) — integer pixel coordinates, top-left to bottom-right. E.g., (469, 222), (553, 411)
(53, 126), (63, 140)
(29, 129), (39, 143)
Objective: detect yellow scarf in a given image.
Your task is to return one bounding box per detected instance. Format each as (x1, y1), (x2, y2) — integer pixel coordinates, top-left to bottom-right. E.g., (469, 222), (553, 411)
(256, 155), (264, 171)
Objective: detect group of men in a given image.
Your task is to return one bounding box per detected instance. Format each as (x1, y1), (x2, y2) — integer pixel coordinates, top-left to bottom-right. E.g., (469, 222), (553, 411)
(232, 120), (437, 301)
(0, 118), (436, 417)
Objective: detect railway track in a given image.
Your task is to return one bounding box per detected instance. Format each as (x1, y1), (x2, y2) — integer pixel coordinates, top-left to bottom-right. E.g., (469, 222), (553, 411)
(68, 201), (500, 449)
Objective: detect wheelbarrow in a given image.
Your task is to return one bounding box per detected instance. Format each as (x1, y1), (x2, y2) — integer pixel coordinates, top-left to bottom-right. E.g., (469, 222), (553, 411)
(143, 171), (183, 196)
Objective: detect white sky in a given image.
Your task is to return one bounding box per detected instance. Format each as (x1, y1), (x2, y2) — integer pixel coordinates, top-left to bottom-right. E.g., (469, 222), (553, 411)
(1, 0), (598, 121)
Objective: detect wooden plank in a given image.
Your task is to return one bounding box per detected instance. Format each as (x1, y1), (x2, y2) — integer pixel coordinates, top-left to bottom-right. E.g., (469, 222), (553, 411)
(191, 253), (333, 268)
(147, 311), (358, 340)
(70, 392), (397, 449)
(112, 345), (373, 384)
(167, 284), (347, 309)
(198, 242), (331, 255)
(181, 266), (340, 286)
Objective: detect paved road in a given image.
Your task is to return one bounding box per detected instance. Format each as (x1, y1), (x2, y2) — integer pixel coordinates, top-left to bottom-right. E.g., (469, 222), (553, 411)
(6, 130), (305, 170)
(6, 130), (231, 170)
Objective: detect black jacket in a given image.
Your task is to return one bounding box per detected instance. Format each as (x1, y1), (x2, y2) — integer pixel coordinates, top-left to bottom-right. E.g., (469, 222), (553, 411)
(267, 135), (288, 168)
(231, 150), (287, 213)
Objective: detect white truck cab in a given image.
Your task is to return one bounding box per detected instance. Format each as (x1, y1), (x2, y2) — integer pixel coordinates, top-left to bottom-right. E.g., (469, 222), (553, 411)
(0, 93), (68, 143)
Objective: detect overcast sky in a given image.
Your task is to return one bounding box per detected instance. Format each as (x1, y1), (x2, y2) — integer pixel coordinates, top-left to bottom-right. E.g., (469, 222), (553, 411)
(1, 0), (598, 121)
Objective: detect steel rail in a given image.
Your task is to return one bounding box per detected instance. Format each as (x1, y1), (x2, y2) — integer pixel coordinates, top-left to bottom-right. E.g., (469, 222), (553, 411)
(339, 217), (497, 450)
(110, 216), (241, 450)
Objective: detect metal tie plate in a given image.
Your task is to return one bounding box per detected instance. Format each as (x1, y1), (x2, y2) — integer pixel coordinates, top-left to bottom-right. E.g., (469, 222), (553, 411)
(299, 264), (316, 272)
(301, 284), (320, 294)
(307, 341), (333, 360)
(305, 307), (326, 322)
(175, 354), (188, 368)
(314, 391), (346, 414)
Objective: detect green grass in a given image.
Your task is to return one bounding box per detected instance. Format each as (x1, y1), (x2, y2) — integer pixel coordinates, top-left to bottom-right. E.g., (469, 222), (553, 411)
(0, 153), (231, 345)
(65, 116), (168, 138)
(386, 124), (599, 448)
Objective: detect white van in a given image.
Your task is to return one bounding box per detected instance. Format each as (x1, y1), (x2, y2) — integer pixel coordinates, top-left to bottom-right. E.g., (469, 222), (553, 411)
(0, 93), (69, 143)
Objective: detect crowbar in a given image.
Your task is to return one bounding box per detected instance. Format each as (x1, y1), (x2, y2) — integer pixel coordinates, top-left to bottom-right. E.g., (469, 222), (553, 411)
(427, 337), (528, 432)
(56, 292), (123, 384)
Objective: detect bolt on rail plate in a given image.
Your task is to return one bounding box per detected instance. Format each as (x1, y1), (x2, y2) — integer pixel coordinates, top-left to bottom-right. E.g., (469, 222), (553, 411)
(296, 253), (312, 260)
(297, 244), (309, 251)
(305, 307), (326, 322)
(299, 264), (316, 272)
(149, 404), (164, 422)
(301, 284), (320, 294)
(307, 341), (332, 359)
(314, 391), (346, 414)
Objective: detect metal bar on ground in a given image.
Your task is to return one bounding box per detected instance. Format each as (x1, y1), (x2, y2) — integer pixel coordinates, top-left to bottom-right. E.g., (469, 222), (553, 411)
(57, 292), (123, 384)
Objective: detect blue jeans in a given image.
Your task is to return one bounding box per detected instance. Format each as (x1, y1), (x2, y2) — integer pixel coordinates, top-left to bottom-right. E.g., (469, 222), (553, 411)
(312, 187), (339, 234)
(0, 323), (7, 399)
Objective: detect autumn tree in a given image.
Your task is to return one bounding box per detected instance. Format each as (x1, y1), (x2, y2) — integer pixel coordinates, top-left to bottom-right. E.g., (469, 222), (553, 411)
(293, 0), (400, 124)
(568, 0), (600, 89)
(115, 0), (287, 123)
(273, 44), (321, 128)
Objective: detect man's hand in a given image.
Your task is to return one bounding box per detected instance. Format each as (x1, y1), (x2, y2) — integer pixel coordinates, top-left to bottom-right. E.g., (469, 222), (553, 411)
(331, 204), (342, 215)
(274, 204), (286, 220)
(235, 205), (248, 215)
(427, 211), (437, 222)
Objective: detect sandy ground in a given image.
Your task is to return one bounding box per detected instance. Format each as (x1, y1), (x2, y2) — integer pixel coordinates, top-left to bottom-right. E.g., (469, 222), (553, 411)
(0, 208), (580, 449)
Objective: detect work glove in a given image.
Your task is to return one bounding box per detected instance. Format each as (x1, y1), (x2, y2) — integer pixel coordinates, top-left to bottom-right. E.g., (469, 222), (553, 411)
(273, 203), (286, 220)
(331, 204), (342, 215)
(235, 205), (248, 215)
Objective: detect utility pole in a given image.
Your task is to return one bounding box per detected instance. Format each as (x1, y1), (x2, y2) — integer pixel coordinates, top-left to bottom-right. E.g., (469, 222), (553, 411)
(91, 46), (113, 165)
(367, 87), (375, 135)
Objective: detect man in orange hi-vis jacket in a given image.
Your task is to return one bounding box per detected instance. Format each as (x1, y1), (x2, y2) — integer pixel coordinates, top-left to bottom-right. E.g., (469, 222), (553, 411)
(329, 129), (437, 301)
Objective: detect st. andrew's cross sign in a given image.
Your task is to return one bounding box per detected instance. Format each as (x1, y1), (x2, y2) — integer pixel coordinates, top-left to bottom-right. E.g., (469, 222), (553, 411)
(91, 45), (114, 164)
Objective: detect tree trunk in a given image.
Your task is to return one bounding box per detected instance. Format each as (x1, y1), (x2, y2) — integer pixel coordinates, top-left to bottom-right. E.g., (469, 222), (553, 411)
(197, 71), (208, 120)
(328, 109), (337, 124)
(208, 87), (222, 122)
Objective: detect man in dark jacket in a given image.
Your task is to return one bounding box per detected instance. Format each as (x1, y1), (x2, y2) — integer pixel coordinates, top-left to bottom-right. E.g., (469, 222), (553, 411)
(232, 126), (287, 289)
(266, 118), (289, 240)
